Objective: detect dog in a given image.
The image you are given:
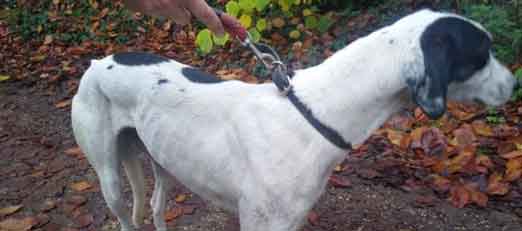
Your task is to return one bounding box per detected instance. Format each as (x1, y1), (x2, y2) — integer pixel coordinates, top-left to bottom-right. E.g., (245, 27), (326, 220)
(71, 9), (515, 231)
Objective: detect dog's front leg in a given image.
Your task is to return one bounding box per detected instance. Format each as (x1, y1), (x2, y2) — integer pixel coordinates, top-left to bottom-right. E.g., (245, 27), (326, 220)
(238, 198), (302, 231)
(150, 161), (171, 231)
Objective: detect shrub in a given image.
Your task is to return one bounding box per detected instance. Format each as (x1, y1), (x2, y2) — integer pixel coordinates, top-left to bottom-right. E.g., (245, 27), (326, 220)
(462, 3), (522, 64)
(196, 0), (335, 53)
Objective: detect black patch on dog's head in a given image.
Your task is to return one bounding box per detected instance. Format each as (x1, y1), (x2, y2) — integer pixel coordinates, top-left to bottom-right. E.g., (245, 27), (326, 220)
(181, 67), (224, 84)
(113, 52), (169, 66)
(409, 16), (491, 119)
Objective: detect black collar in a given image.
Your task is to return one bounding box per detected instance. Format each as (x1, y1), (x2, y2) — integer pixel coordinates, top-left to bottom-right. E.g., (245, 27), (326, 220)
(286, 89), (353, 150)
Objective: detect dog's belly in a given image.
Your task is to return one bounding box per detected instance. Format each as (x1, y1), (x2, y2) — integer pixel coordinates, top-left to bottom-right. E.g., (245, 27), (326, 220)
(135, 98), (247, 211)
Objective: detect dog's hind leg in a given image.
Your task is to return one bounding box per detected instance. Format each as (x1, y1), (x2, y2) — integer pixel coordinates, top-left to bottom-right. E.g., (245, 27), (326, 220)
(119, 128), (146, 228)
(150, 161), (171, 231)
(72, 103), (135, 230)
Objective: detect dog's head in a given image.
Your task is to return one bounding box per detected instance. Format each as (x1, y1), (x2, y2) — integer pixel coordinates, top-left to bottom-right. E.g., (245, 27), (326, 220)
(406, 11), (516, 119)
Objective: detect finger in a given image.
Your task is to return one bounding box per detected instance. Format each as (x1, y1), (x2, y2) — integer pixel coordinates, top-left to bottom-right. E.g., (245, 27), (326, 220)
(185, 0), (225, 36)
(156, 1), (191, 25)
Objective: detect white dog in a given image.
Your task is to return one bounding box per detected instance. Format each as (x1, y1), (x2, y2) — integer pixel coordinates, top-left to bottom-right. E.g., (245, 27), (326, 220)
(71, 9), (515, 231)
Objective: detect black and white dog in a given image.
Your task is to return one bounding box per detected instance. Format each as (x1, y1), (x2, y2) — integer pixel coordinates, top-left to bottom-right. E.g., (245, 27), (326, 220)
(71, 9), (515, 231)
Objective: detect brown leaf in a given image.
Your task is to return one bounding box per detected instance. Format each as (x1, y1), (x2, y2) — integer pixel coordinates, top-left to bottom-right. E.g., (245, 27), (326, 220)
(447, 102), (480, 121)
(70, 181), (92, 192)
(164, 207), (184, 222)
(431, 175), (451, 193)
(385, 114), (415, 131)
(43, 35), (53, 45)
(328, 175), (352, 188)
(175, 194), (187, 203)
(487, 172), (510, 195)
(500, 150), (522, 159)
(505, 158), (522, 181)
(307, 211), (320, 226)
(74, 214), (93, 228)
(447, 146), (475, 174)
(64, 146), (85, 159)
(449, 185), (471, 208)
(182, 205), (197, 215)
(0, 205), (23, 216)
(0, 217), (37, 231)
(493, 125), (519, 138)
(468, 187), (488, 207)
(451, 124), (476, 147)
(415, 195), (436, 206)
(55, 99), (72, 108)
(386, 129), (406, 146)
(471, 121), (494, 137)
(414, 107), (429, 122)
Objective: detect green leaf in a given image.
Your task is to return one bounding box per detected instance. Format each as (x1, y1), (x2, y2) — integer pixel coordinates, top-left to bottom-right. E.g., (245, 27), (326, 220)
(318, 15), (333, 33)
(239, 14), (252, 28)
(255, 0), (270, 12)
(239, 0), (256, 12)
(515, 68), (522, 79)
(289, 30), (301, 40)
(225, 1), (240, 18)
(213, 33), (229, 46)
(196, 29), (213, 54)
(256, 19), (267, 31)
(248, 28), (261, 43)
(0, 75), (10, 82)
(304, 16), (318, 29)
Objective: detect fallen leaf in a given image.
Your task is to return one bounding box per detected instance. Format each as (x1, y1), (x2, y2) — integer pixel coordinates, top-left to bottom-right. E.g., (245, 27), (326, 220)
(386, 129), (406, 146)
(471, 121), (494, 137)
(493, 125), (519, 138)
(0, 205), (23, 216)
(0, 217), (37, 231)
(469, 188), (488, 207)
(175, 194), (187, 203)
(55, 99), (72, 108)
(182, 205), (197, 215)
(431, 175), (451, 193)
(451, 124), (476, 147)
(74, 214), (93, 228)
(449, 185), (471, 208)
(500, 150), (522, 159)
(0, 74), (10, 82)
(64, 146), (85, 159)
(307, 211), (320, 226)
(43, 35), (53, 45)
(487, 172), (510, 195)
(70, 181), (92, 192)
(164, 207), (184, 222)
(505, 158), (522, 181)
(415, 195), (436, 206)
(328, 175), (352, 188)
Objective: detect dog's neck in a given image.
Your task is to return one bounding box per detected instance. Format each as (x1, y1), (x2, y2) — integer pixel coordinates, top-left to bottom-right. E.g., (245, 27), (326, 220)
(291, 31), (423, 146)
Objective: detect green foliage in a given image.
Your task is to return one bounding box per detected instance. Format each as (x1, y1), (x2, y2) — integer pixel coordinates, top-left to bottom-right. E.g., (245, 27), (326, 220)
(196, 0), (335, 53)
(486, 107), (506, 124)
(7, 0), (143, 45)
(463, 3), (522, 64)
(512, 68), (522, 101)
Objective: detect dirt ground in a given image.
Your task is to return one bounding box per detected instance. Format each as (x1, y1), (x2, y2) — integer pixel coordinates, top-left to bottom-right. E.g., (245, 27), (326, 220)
(1, 69), (521, 231)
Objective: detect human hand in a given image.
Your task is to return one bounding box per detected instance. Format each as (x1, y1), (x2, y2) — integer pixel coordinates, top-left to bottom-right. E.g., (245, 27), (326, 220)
(123, 0), (225, 36)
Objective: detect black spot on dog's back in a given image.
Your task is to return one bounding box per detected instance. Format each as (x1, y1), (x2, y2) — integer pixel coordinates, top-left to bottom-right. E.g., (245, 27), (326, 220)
(113, 52), (169, 66)
(158, 79), (169, 85)
(181, 67), (224, 84)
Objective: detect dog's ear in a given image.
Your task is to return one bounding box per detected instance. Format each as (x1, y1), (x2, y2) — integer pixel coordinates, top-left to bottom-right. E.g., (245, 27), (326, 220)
(409, 17), (491, 119)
